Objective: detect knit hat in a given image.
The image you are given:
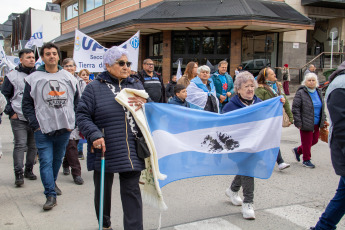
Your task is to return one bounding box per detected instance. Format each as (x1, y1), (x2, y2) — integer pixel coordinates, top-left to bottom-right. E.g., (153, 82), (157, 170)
(284, 64), (288, 68)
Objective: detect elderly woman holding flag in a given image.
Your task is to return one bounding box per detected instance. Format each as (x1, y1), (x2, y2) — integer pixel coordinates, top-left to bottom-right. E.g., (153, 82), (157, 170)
(76, 46), (147, 230)
(186, 65), (219, 113)
(222, 71), (261, 220)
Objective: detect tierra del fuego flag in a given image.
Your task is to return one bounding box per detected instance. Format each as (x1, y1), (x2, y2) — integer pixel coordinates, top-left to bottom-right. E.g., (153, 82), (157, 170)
(144, 96), (283, 188)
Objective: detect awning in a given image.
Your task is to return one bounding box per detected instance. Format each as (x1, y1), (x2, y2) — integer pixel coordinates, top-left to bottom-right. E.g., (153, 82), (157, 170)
(53, 0), (314, 46)
(302, 0), (345, 9)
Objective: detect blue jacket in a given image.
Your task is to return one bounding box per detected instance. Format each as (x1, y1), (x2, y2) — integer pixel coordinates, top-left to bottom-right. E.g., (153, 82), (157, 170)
(222, 94), (262, 113)
(76, 71), (145, 173)
(211, 71), (235, 100)
(168, 96), (190, 107)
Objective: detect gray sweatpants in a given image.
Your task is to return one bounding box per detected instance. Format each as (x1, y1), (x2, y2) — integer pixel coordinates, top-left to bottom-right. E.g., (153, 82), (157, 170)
(230, 175), (254, 203)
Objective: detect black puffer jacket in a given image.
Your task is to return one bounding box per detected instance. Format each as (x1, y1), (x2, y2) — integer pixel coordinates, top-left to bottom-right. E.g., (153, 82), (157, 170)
(76, 71), (145, 173)
(292, 86), (326, 131)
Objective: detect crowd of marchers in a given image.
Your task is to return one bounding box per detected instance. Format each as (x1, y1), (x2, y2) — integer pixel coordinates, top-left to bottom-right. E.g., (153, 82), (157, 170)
(0, 43), (344, 230)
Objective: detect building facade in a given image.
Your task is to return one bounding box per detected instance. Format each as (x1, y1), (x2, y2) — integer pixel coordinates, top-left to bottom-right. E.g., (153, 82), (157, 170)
(52, 0), (344, 83)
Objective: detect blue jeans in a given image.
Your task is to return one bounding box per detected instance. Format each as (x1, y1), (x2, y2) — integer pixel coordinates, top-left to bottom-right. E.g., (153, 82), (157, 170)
(315, 176), (345, 230)
(34, 130), (70, 197)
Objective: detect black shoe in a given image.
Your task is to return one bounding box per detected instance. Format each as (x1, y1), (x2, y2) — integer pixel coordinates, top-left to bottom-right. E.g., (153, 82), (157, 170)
(73, 175), (84, 185)
(63, 167), (70, 175)
(292, 147), (300, 162)
(24, 167), (37, 180)
(43, 196), (56, 210)
(15, 173), (24, 186)
(303, 160), (316, 168)
(55, 183), (62, 195)
(78, 151), (84, 160)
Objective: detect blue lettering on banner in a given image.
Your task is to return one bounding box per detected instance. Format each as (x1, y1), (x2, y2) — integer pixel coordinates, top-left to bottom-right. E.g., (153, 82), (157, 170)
(130, 36), (139, 49)
(32, 32), (43, 39)
(78, 62), (96, 69)
(82, 37), (107, 52)
(90, 55), (103, 60)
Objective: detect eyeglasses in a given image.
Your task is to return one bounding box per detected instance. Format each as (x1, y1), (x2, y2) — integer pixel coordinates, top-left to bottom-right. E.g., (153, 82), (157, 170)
(64, 65), (75, 68)
(145, 63), (154, 66)
(115, 61), (132, 67)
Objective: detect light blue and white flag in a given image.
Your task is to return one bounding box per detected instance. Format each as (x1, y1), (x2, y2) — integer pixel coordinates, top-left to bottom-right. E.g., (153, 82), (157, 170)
(144, 96), (283, 187)
(25, 25), (43, 49)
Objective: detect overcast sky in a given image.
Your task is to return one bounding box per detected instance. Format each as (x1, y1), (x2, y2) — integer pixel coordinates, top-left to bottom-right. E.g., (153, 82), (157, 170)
(0, 0), (49, 24)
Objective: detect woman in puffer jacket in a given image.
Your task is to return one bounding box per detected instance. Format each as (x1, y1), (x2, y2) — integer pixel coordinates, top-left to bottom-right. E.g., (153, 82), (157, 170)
(292, 73), (327, 168)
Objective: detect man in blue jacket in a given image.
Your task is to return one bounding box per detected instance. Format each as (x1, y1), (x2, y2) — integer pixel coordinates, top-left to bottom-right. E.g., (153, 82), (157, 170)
(211, 60), (234, 112)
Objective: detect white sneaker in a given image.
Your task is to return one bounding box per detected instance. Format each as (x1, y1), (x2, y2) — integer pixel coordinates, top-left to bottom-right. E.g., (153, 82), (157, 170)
(242, 203), (255, 220)
(278, 162), (290, 171)
(225, 188), (243, 206)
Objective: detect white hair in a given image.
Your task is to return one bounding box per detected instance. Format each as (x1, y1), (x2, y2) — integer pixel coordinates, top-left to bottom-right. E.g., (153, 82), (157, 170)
(301, 73), (319, 87)
(197, 65), (210, 75)
(233, 71), (258, 93)
(103, 46), (128, 70)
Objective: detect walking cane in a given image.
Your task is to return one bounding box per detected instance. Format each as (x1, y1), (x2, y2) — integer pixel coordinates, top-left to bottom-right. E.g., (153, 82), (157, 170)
(99, 130), (105, 230)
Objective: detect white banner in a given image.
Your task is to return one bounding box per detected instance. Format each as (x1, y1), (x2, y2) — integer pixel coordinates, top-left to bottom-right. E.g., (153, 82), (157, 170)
(25, 25), (43, 49)
(7, 56), (20, 66)
(73, 30), (140, 72)
(35, 56), (44, 69)
(119, 31), (140, 72)
(0, 45), (16, 70)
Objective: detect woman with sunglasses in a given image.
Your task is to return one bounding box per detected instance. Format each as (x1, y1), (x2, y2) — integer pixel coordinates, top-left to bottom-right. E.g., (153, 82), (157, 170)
(255, 67), (293, 171)
(76, 46), (146, 230)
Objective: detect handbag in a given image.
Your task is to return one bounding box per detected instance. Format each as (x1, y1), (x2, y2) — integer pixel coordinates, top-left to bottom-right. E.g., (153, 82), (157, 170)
(282, 108), (290, 127)
(136, 136), (151, 160)
(319, 121), (329, 143)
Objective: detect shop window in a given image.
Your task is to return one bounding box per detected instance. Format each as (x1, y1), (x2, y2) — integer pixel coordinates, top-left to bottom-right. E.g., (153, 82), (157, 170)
(148, 33), (163, 57)
(173, 33), (185, 55)
(172, 30), (231, 75)
(84, 0), (103, 12)
(241, 31), (278, 76)
(65, 2), (78, 21)
(202, 32), (215, 54)
(217, 32), (230, 54)
(188, 32), (201, 54)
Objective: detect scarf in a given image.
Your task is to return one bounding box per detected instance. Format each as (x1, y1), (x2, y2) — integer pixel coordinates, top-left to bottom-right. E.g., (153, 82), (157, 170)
(306, 87), (316, 93)
(15, 63), (36, 75)
(239, 94), (254, 106)
(265, 80), (278, 96)
(115, 88), (167, 211)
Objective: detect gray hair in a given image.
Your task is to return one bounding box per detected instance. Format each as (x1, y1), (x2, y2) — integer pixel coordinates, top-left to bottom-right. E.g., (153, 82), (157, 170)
(301, 73), (319, 87)
(103, 46), (128, 70)
(62, 58), (76, 66)
(234, 71), (258, 93)
(197, 65), (210, 75)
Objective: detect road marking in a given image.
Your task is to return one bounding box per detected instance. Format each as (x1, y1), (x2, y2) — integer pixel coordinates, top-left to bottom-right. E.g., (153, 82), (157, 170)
(174, 218), (242, 230)
(265, 204), (323, 228)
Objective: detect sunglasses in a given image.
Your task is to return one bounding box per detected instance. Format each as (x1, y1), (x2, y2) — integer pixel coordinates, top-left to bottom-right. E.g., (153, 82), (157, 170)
(115, 61), (132, 67)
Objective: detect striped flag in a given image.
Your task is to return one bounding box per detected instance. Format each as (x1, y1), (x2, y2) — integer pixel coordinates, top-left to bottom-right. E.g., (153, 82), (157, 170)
(144, 96), (283, 187)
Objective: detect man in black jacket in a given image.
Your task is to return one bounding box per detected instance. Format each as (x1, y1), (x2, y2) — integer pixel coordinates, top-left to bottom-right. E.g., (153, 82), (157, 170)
(137, 59), (166, 103)
(312, 62), (345, 230)
(2, 49), (37, 186)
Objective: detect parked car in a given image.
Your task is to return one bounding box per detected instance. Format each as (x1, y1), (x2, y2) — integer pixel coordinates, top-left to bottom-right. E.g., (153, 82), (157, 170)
(241, 59), (270, 76)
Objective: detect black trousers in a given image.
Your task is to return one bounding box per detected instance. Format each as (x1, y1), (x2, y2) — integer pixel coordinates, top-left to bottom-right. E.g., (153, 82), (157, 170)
(93, 170), (143, 230)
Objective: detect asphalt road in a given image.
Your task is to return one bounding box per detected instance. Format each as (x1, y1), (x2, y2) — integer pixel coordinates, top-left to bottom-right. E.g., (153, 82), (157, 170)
(0, 94), (344, 230)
